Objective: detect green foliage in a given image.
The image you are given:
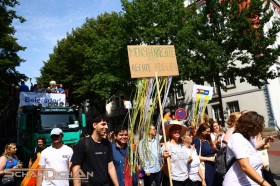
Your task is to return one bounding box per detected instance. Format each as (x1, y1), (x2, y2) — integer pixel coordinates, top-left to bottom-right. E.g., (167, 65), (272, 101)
(121, 0), (186, 45)
(0, 0), (26, 107)
(38, 12), (132, 107)
(38, 0), (280, 111)
(176, 0), (280, 89)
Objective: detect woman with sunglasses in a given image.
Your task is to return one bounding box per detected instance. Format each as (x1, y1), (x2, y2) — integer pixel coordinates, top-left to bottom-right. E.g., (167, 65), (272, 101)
(192, 123), (216, 186)
(162, 120), (191, 186)
(181, 128), (206, 186)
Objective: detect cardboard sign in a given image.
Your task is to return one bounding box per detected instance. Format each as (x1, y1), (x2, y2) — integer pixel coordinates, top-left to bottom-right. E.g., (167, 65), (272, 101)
(127, 45), (179, 78)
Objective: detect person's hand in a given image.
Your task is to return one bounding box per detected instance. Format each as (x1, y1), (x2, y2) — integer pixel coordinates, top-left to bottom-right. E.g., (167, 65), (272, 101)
(265, 136), (276, 144)
(209, 156), (215, 162)
(17, 162), (23, 168)
(145, 172), (150, 176)
(202, 179), (206, 186)
(188, 156), (193, 164)
(162, 149), (170, 159)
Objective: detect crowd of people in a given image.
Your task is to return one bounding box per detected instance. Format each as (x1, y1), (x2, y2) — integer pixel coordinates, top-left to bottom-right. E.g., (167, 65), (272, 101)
(20, 80), (65, 94)
(0, 110), (278, 186)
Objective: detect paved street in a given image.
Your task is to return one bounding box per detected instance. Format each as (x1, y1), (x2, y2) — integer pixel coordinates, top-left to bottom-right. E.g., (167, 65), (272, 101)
(268, 134), (280, 185)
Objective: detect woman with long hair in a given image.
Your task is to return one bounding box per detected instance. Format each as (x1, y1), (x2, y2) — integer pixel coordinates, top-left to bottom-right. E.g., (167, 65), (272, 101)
(210, 121), (225, 151)
(223, 111), (271, 186)
(0, 143), (20, 186)
(192, 123), (216, 186)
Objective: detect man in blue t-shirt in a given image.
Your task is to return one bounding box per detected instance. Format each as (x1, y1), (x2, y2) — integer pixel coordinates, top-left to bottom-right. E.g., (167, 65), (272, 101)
(20, 81), (29, 92)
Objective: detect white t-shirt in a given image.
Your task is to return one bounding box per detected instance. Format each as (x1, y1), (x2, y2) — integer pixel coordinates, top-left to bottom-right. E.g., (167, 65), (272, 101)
(188, 148), (200, 182)
(161, 141), (190, 181)
(223, 133), (263, 186)
(39, 145), (73, 186)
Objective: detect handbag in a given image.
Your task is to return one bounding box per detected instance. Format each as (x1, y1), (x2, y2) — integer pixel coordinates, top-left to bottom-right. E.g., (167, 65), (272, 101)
(1, 176), (15, 185)
(262, 169), (277, 186)
(258, 149), (269, 170)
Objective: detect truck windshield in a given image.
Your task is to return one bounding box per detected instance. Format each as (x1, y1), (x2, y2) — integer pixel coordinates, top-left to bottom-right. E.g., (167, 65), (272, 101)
(40, 113), (79, 129)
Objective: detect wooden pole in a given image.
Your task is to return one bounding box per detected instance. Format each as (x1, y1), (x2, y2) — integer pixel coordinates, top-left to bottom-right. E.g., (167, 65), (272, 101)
(155, 72), (173, 186)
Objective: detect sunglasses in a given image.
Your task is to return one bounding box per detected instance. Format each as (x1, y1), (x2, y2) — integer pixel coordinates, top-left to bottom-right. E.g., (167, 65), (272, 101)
(51, 134), (60, 139)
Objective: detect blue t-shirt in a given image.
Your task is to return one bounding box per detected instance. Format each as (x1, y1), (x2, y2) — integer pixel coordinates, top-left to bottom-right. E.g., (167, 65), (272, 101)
(5, 157), (18, 169)
(20, 84), (29, 92)
(57, 88), (65, 93)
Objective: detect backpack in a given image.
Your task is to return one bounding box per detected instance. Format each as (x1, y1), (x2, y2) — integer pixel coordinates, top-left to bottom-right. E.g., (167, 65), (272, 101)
(214, 140), (236, 185)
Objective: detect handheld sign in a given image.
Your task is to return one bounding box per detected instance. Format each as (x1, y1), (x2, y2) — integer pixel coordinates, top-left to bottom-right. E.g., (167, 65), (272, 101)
(127, 45), (179, 78)
(127, 45), (178, 186)
(192, 84), (213, 99)
(123, 101), (132, 109)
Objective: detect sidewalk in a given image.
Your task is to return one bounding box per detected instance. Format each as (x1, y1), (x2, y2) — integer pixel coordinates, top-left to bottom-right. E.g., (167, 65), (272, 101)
(268, 137), (280, 185)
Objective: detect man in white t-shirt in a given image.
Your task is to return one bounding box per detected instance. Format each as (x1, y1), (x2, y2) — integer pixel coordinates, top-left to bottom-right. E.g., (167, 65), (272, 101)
(36, 128), (73, 186)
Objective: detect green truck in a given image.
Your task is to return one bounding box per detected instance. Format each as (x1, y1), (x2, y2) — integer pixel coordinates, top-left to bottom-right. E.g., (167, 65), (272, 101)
(18, 92), (86, 165)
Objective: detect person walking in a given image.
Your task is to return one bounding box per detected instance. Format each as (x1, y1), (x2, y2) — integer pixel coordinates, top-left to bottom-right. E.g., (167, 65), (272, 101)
(210, 121), (225, 151)
(71, 115), (119, 186)
(162, 120), (191, 186)
(181, 128), (206, 186)
(0, 143), (21, 186)
(111, 126), (131, 186)
(192, 123), (216, 186)
(36, 128), (73, 186)
(140, 125), (161, 186)
(28, 136), (46, 168)
(223, 111), (271, 186)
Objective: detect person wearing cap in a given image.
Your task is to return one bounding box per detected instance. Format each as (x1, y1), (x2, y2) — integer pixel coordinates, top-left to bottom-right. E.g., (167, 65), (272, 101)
(71, 114), (119, 186)
(162, 120), (192, 186)
(36, 128), (73, 186)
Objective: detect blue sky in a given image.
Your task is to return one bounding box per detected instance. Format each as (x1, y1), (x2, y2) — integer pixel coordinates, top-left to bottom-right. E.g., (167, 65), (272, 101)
(13, 0), (123, 87)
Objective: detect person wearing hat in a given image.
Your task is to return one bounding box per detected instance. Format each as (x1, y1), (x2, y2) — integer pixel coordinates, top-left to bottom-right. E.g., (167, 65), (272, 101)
(36, 128), (73, 186)
(162, 120), (192, 186)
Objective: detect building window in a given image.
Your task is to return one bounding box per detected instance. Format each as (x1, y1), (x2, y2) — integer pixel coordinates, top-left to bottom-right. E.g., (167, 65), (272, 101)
(176, 84), (184, 99)
(227, 101), (240, 113)
(224, 77), (236, 88)
(212, 104), (222, 121)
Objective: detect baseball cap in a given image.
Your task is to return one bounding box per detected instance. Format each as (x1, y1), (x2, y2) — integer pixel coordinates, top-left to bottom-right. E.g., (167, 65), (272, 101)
(50, 128), (63, 136)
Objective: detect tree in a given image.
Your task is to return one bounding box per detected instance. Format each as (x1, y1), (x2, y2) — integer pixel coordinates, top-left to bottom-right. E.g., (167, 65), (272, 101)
(121, 0), (189, 100)
(175, 0), (280, 123)
(0, 0), (26, 107)
(121, 0), (187, 45)
(38, 12), (132, 112)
